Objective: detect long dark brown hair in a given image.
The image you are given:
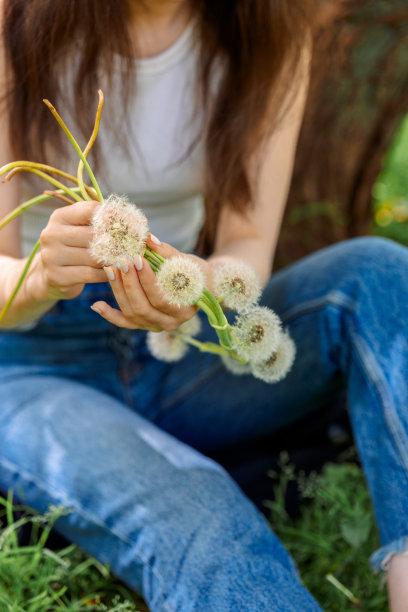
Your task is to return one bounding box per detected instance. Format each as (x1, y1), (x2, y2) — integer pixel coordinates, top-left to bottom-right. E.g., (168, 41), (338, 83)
(2, 0), (312, 255)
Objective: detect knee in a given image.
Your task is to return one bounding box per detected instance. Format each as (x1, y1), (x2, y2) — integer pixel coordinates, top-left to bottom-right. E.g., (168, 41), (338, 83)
(329, 236), (408, 294)
(341, 235), (407, 270)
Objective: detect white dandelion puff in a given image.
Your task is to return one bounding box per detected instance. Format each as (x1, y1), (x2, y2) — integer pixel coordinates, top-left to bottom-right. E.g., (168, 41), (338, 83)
(146, 316), (201, 363)
(231, 305), (282, 362)
(146, 331), (189, 362)
(220, 353), (251, 376)
(177, 315), (202, 338)
(89, 194), (148, 267)
(156, 256), (205, 307)
(251, 331), (296, 383)
(211, 260), (261, 312)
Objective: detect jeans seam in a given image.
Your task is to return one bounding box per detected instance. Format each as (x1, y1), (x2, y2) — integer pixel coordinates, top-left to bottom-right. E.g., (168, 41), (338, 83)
(282, 292), (408, 476)
(349, 327), (408, 476)
(279, 289), (357, 323)
(0, 454), (174, 612)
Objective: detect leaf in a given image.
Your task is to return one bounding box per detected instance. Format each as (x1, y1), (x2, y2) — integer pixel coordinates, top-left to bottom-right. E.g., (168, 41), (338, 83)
(340, 515), (371, 548)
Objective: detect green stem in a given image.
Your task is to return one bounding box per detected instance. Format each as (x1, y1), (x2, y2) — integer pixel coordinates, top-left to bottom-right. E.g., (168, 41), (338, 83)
(0, 239), (41, 323)
(182, 335), (245, 363)
(8, 168), (82, 202)
(0, 188), (85, 230)
(43, 98), (103, 202)
(77, 89), (104, 200)
(183, 336), (229, 356)
(145, 245), (165, 263)
(199, 288), (234, 351)
(0, 161), (84, 187)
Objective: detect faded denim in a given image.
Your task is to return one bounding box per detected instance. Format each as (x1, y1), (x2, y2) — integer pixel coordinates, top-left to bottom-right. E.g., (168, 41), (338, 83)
(0, 236), (407, 611)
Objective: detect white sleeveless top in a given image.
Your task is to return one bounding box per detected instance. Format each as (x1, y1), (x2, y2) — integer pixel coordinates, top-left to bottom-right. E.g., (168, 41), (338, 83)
(21, 20), (206, 256)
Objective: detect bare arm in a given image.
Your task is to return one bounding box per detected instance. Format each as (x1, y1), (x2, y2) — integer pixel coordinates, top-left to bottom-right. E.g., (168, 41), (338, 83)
(208, 49), (310, 286)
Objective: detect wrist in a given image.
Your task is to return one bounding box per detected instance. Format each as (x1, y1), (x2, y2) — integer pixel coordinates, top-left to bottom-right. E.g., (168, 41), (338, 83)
(23, 252), (56, 305)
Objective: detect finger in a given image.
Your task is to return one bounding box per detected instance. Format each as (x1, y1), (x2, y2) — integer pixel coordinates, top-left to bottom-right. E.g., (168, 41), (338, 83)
(145, 233), (181, 260)
(137, 255), (198, 319)
(60, 225), (95, 248)
(52, 245), (103, 268)
(56, 200), (101, 226)
(46, 266), (107, 287)
(90, 301), (160, 330)
(117, 259), (179, 329)
(104, 264), (136, 318)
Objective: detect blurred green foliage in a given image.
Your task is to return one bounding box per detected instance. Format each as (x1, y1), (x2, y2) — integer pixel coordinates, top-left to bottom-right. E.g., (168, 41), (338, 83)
(373, 115), (408, 245)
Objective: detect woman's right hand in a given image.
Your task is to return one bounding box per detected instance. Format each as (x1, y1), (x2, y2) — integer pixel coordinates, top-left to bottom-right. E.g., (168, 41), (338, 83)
(29, 199), (107, 302)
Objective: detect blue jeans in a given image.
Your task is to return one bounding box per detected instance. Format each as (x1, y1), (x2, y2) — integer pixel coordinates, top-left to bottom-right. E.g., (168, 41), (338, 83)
(0, 236), (407, 611)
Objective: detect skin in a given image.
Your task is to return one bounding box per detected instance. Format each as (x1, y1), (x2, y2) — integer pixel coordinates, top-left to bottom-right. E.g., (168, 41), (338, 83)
(0, 0), (405, 606)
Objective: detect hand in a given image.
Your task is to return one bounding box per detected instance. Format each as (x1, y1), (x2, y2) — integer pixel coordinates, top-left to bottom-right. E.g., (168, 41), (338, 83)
(29, 200), (107, 302)
(90, 234), (211, 331)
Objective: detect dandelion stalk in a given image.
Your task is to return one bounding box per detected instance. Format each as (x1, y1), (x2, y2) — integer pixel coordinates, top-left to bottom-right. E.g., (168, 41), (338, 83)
(43, 190), (76, 205)
(1, 161), (82, 185)
(43, 98), (103, 202)
(0, 187), (87, 231)
(183, 335), (245, 362)
(0, 239), (40, 323)
(3, 167), (83, 202)
(76, 89), (104, 200)
(197, 288), (235, 352)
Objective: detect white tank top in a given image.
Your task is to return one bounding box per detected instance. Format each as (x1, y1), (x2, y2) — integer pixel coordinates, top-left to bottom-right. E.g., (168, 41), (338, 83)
(21, 19), (206, 256)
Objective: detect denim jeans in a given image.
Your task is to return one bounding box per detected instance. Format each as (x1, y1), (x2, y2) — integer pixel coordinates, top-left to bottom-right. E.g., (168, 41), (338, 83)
(0, 235), (407, 611)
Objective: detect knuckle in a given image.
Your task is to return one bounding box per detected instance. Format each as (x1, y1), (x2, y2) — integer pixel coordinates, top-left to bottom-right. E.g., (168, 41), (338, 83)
(48, 208), (62, 225)
(136, 305), (150, 319)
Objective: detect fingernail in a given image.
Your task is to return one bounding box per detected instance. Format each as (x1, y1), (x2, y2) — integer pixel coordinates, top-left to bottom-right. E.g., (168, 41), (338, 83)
(135, 254), (143, 271)
(90, 304), (102, 314)
(104, 267), (115, 281)
(118, 258), (129, 274)
(149, 233), (161, 246)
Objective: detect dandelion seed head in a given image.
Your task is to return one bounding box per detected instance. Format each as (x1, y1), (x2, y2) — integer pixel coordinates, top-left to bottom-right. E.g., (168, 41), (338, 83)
(251, 331), (296, 383)
(156, 256), (205, 306)
(220, 353), (251, 376)
(89, 194), (148, 266)
(146, 330), (189, 362)
(232, 305), (282, 361)
(211, 260), (261, 312)
(176, 315), (202, 338)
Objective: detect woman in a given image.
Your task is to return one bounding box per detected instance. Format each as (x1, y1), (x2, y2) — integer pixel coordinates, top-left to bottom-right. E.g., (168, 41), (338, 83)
(0, 1), (407, 610)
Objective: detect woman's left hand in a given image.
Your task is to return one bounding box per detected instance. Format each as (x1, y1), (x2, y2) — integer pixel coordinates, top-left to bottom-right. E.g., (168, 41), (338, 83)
(90, 234), (210, 332)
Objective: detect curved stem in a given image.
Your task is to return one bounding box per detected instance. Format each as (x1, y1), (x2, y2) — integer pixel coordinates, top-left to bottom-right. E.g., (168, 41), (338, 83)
(0, 162), (97, 199)
(77, 89), (104, 200)
(43, 98), (103, 202)
(4, 168), (82, 202)
(0, 188), (84, 231)
(43, 190), (75, 205)
(0, 239), (41, 323)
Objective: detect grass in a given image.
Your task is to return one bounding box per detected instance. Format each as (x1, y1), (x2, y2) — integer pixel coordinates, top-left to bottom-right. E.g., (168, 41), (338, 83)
(267, 454), (388, 611)
(0, 492), (147, 611)
(0, 459), (387, 611)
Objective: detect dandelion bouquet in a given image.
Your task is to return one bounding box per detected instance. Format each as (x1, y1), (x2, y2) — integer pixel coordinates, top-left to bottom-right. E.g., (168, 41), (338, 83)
(0, 91), (295, 383)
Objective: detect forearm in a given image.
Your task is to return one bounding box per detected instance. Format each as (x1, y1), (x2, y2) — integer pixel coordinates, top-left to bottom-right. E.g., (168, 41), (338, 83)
(208, 236), (273, 288)
(0, 252), (57, 329)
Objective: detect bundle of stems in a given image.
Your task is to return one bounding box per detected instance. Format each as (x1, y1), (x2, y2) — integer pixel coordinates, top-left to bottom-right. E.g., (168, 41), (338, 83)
(0, 90), (244, 363)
